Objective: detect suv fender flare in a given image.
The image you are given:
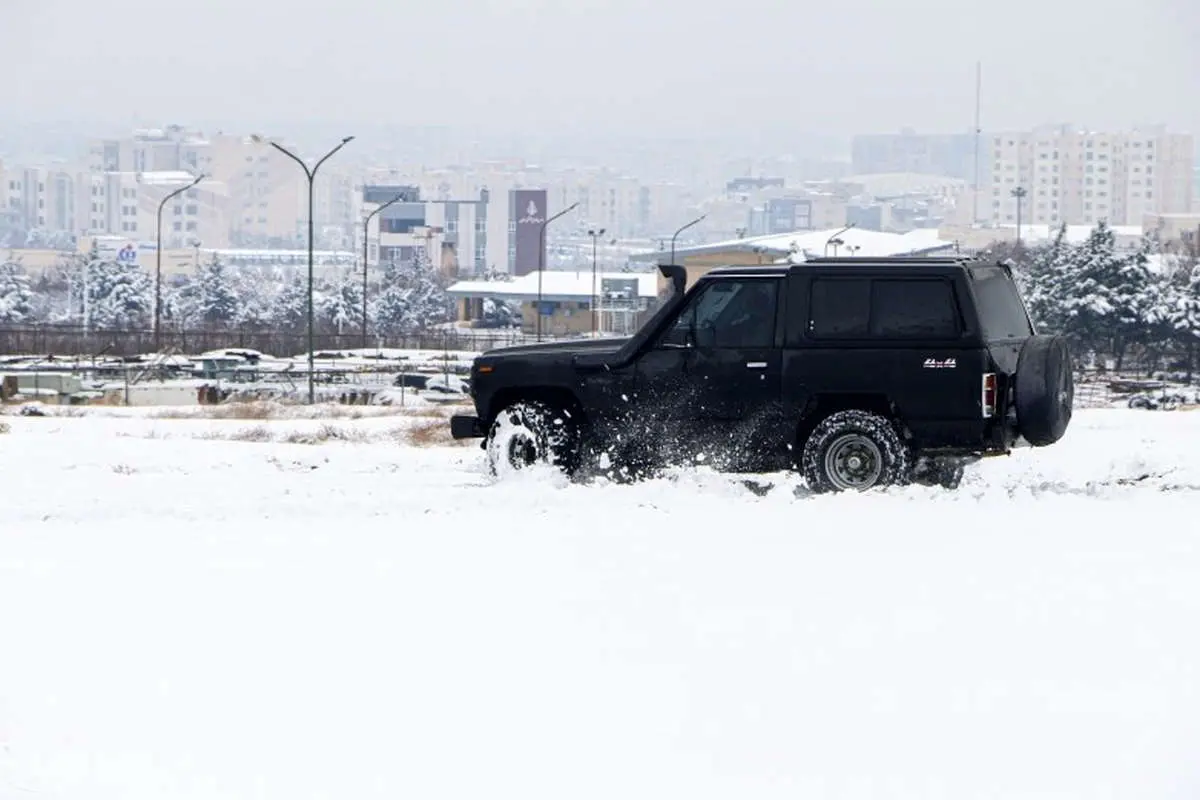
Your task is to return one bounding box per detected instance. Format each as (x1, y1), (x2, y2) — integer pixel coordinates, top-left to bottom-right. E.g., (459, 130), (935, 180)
(485, 386), (588, 432)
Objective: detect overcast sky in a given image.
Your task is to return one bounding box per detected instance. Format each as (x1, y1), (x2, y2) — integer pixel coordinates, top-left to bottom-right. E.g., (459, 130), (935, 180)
(4, 0), (1197, 138)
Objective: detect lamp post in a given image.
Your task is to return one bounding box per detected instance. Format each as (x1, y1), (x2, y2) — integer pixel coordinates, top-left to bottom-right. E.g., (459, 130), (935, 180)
(535, 201), (580, 342)
(823, 223), (856, 257)
(360, 190), (408, 349)
(1011, 186), (1027, 248)
(587, 227), (606, 336)
(669, 214), (706, 266)
(155, 173), (204, 350)
(251, 134), (355, 404)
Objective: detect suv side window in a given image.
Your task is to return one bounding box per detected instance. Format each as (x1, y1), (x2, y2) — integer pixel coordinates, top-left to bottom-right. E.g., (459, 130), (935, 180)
(808, 277), (960, 339)
(810, 279), (870, 337)
(661, 279), (779, 349)
(871, 279), (960, 338)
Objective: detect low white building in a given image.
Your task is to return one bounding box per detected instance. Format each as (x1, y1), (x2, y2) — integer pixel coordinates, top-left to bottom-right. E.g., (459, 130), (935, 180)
(447, 270), (659, 337)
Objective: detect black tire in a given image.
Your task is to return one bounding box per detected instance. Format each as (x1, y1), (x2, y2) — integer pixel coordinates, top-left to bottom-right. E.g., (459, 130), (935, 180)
(1015, 335), (1074, 446)
(801, 410), (911, 493)
(485, 400), (580, 478)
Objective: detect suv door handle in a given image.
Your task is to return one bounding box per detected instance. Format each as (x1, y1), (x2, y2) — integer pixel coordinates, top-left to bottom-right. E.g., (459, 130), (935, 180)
(746, 362), (768, 369)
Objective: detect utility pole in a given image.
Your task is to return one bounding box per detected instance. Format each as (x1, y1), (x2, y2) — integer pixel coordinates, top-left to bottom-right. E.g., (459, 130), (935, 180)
(587, 227), (605, 336)
(1011, 186), (1027, 248)
(535, 202), (580, 342)
(251, 134), (355, 404)
(823, 223), (857, 257)
(155, 173), (204, 350)
(669, 214), (707, 266)
(360, 190), (408, 349)
(973, 61), (982, 226)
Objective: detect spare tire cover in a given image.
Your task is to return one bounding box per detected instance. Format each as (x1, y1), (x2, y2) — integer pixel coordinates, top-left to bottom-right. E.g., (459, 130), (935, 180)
(1014, 334), (1074, 446)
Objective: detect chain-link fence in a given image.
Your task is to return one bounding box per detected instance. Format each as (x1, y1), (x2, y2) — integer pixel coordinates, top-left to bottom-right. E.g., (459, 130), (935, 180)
(0, 324), (554, 357)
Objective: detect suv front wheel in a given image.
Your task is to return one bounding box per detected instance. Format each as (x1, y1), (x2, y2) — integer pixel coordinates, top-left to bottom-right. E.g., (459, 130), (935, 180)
(485, 400), (580, 478)
(801, 410), (911, 493)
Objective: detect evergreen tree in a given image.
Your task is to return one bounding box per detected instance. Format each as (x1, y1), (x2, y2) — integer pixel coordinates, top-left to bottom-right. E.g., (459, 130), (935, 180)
(1055, 221), (1154, 367)
(159, 282), (193, 329)
(1157, 257), (1200, 348)
(319, 272), (364, 334)
(371, 260), (453, 336)
(270, 271), (309, 332)
(0, 256), (35, 324)
(234, 267), (279, 329)
(192, 254), (243, 327)
(88, 257), (153, 330)
(1018, 224), (1072, 332)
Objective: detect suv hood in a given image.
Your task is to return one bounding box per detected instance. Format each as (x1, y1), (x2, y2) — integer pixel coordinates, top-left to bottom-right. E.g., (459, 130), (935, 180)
(482, 337), (632, 359)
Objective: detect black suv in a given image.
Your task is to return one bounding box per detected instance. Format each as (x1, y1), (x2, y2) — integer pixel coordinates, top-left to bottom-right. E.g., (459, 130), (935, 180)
(450, 257), (1073, 491)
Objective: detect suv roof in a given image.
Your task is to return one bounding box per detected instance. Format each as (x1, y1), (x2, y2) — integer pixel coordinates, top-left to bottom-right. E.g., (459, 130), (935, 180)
(701, 255), (1002, 281)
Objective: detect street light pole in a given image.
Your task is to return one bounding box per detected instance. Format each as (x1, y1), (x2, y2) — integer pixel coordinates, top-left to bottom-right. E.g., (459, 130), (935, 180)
(155, 173), (204, 350)
(1011, 186), (1027, 248)
(823, 223), (857, 257)
(535, 201), (580, 342)
(587, 227), (605, 336)
(360, 191), (407, 349)
(669, 214), (707, 266)
(252, 134), (355, 404)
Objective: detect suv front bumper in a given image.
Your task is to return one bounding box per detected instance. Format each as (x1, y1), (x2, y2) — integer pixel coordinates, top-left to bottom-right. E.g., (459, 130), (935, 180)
(450, 414), (485, 440)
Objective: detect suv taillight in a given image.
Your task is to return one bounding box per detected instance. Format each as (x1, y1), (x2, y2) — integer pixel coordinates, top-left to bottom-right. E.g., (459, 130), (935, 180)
(981, 373), (997, 418)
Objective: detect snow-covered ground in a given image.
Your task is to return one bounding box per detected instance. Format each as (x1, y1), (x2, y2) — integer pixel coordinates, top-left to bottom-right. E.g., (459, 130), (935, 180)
(2, 408), (1200, 799)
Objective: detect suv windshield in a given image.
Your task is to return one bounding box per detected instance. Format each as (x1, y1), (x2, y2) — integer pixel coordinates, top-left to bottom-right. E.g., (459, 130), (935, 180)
(969, 266), (1034, 340)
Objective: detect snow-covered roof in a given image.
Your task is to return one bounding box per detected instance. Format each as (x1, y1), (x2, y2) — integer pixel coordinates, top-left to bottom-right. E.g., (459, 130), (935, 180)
(628, 227), (956, 263)
(446, 271), (659, 301)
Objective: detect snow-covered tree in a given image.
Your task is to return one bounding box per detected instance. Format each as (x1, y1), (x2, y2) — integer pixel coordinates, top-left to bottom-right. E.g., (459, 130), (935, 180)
(371, 260), (453, 336)
(1054, 222), (1156, 368)
(233, 267), (279, 329)
(87, 256), (153, 330)
(159, 282), (193, 329)
(319, 272), (364, 334)
(1155, 256), (1200, 364)
(0, 256), (35, 324)
(190, 254), (243, 327)
(270, 271), (311, 332)
(1019, 223), (1070, 332)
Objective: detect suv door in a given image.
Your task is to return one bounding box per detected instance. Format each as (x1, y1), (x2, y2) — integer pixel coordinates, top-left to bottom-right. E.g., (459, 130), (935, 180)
(635, 276), (785, 468)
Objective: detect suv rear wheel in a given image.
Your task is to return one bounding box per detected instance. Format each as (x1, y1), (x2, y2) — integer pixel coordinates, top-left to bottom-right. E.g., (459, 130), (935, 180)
(801, 410), (911, 493)
(485, 400), (580, 478)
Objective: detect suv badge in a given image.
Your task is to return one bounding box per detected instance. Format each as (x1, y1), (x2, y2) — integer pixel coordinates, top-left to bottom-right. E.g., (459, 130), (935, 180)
(923, 358), (957, 369)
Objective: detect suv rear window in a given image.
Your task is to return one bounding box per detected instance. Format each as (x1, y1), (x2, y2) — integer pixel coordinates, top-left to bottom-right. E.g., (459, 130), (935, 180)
(969, 267), (1033, 340)
(809, 277), (960, 339)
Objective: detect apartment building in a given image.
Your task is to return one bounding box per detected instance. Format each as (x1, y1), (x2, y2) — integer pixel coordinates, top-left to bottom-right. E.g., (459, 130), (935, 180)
(85, 126), (355, 249)
(75, 170), (231, 248)
(358, 184), (490, 278)
(981, 125), (1194, 226)
(367, 165), (538, 274)
(2, 162), (78, 237)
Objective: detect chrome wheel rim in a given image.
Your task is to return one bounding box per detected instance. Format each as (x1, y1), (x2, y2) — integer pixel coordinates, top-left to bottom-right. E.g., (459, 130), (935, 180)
(825, 434), (883, 491)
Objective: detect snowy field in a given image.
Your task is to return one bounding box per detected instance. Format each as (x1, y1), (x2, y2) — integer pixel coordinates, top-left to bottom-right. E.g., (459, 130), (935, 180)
(2, 406), (1200, 799)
